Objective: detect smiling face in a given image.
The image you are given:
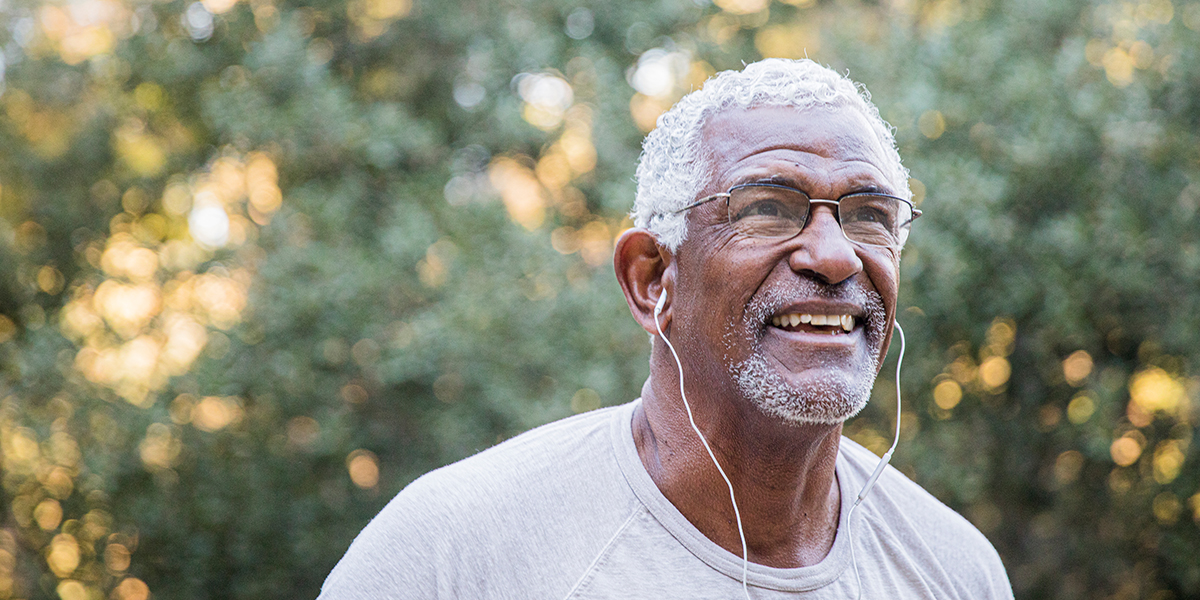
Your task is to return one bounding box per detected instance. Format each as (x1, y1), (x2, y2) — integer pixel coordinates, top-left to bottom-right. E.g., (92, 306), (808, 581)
(670, 105), (901, 425)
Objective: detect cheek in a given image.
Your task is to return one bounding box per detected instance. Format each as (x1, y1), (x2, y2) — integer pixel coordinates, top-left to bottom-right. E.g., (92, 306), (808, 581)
(862, 253), (900, 308)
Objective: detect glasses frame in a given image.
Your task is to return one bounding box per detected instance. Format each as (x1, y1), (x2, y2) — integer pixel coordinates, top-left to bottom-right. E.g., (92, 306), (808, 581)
(671, 182), (922, 249)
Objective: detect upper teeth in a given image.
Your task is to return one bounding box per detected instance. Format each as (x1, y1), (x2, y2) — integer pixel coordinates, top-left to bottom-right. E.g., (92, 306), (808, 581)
(771, 313), (855, 332)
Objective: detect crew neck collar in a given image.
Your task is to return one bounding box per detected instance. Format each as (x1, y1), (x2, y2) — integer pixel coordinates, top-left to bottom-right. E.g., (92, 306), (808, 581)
(608, 398), (854, 592)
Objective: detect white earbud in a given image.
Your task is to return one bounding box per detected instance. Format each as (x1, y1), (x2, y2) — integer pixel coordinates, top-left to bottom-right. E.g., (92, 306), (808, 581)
(654, 293), (666, 316)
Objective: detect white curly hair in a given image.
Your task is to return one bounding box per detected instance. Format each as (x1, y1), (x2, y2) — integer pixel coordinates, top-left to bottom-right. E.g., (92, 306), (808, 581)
(631, 58), (910, 251)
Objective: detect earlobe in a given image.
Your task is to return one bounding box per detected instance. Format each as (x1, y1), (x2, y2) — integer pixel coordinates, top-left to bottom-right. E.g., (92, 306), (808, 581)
(613, 228), (673, 336)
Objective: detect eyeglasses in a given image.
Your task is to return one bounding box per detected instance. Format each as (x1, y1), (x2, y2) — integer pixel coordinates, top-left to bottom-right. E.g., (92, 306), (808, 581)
(671, 183), (921, 248)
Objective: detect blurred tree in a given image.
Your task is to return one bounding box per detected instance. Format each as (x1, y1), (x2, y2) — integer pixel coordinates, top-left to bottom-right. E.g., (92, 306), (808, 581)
(0, 0), (1197, 598)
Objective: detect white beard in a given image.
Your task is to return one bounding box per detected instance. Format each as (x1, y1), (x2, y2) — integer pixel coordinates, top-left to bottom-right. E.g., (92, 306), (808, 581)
(727, 279), (887, 425)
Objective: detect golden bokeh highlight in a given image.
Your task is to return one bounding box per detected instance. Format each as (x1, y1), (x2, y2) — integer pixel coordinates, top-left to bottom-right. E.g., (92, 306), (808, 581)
(201, 0), (238, 14)
(919, 0), (965, 32)
(38, 265), (66, 295)
(348, 0), (412, 39)
(571, 388), (602, 413)
(113, 577), (150, 600)
(1062, 350), (1093, 385)
(1067, 393), (1096, 424)
(105, 543), (132, 572)
(918, 110), (946, 139)
(115, 120), (166, 177)
(488, 157), (548, 231)
(1085, 0), (1177, 86)
(37, 0), (127, 65)
(191, 396), (244, 432)
(58, 151), (277, 407)
(55, 579), (89, 600)
(1111, 432), (1144, 467)
(979, 356), (1011, 390)
(34, 498), (64, 531)
(1152, 441), (1185, 484)
(1128, 367), (1186, 419)
(417, 240), (458, 288)
(629, 94), (671, 133)
(0, 315), (16, 344)
(713, 0), (769, 15)
(139, 423), (181, 471)
(1153, 492), (1181, 525)
(3, 91), (73, 159)
(347, 450), (380, 489)
(755, 23), (820, 59)
(46, 533), (80, 577)
(933, 379), (963, 410)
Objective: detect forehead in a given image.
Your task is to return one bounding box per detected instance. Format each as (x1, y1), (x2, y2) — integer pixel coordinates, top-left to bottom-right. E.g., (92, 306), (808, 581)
(699, 105), (894, 195)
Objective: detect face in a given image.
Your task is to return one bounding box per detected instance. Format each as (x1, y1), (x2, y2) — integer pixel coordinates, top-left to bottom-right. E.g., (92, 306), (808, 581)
(670, 105), (901, 425)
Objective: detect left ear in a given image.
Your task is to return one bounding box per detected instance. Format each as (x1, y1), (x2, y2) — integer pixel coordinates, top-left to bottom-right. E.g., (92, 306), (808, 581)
(614, 227), (674, 336)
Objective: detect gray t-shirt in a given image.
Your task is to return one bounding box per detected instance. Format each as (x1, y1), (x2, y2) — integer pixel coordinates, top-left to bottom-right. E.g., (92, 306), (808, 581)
(320, 400), (1013, 599)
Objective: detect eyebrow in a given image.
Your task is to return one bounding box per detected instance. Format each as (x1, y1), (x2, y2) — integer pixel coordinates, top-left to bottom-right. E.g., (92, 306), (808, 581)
(740, 175), (890, 196)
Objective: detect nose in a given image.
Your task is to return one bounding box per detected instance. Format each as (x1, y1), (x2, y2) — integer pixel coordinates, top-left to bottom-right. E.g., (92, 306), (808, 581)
(786, 204), (863, 284)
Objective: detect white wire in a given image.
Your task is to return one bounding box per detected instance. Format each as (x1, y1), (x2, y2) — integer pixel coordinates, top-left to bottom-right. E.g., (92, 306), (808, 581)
(846, 321), (905, 600)
(655, 306), (906, 600)
(655, 308), (753, 600)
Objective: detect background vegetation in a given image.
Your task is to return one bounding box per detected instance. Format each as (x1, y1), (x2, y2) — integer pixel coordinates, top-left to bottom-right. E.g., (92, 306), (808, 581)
(0, 0), (1198, 597)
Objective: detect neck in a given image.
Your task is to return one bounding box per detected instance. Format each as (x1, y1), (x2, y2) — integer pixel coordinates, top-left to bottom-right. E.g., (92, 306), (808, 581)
(633, 366), (844, 569)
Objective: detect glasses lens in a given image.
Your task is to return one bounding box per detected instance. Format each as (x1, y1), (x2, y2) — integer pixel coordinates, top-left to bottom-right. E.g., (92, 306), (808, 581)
(726, 185), (808, 239)
(839, 194), (912, 247)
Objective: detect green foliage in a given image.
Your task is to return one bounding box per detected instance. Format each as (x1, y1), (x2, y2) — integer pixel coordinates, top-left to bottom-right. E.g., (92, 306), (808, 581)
(0, 0), (1198, 598)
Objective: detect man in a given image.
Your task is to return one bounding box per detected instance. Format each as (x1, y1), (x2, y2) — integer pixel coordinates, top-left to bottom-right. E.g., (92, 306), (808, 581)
(320, 58), (1013, 598)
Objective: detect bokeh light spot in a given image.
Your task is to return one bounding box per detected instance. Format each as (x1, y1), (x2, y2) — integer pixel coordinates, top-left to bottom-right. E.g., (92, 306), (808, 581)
(571, 388), (602, 413)
(1067, 393), (1096, 424)
(517, 73), (573, 130)
(979, 356), (1011, 389)
(347, 450), (380, 489)
(1062, 350), (1093, 385)
(55, 579), (87, 600)
(1129, 367), (1185, 416)
(191, 396), (242, 432)
(113, 577), (150, 600)
(1110, 434), (1144, 467)
(713, 0), (769, 15)
(1153, 492), (1181, 524)
(919, 110), (946, 139)
(341, 383), (369, 404)
(1152, 441), (1185, 484)
(105, 543), (131, 572)
(932, 379), (962, 410)
(287, 417), (321, 449)
(1054, 450), (1085, 485)
(34, 499), (63, 531)
(46, 533), (80, 577)
(188, 204), (230, 248)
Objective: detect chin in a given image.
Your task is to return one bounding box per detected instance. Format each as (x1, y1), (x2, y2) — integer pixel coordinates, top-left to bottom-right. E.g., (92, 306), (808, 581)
(731, 355), (878, 426)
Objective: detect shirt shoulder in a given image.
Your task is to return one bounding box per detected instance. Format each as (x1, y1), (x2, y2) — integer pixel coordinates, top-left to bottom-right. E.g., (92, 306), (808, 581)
(838, 437), (1014, 599)
(320, 404), (641, 600)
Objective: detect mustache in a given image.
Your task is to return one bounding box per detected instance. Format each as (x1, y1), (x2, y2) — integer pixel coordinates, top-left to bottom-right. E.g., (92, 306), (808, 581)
(743, 277), (888, 339)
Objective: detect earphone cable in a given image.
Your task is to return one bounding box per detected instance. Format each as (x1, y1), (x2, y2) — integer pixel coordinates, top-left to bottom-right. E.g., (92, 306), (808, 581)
(846, 321), (905, 600)
(655, 308), (753, 600)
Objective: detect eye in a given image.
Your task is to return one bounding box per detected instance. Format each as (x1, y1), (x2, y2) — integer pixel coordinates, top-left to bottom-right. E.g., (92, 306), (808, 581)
(841, 197), (896, 228)
(845, 206), (889, 223)
(737, 198), (790, 219)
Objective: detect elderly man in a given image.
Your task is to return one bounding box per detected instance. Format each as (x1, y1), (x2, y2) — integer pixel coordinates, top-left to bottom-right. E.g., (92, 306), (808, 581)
(320, 58), (1013, 598)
